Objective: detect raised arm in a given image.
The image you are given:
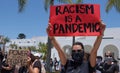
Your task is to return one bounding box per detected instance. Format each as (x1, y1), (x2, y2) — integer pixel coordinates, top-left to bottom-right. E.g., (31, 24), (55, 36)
(46, 23), (67, 65)
(90, 22), (106, 67)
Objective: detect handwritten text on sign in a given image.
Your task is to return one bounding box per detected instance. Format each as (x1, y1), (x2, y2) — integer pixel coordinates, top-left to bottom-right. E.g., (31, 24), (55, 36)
(6, 50), (29, 67)
(50, 4), (101, 36)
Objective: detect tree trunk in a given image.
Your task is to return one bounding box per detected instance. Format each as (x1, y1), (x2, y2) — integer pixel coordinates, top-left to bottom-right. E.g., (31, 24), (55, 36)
(46, 0), (54, 72)
(46, 37), (52, 72)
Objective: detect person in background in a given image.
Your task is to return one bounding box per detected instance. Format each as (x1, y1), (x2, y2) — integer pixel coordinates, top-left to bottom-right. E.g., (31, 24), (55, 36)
(46, 21), (106, 73)
(0, 48), (4, 73)
(102, 58), (114, 73)
(104, 51), (114, 63)
(53, 57), (59, 72)
(50, 58), (53, 73)
(27, 53), (41, 73)
(96, 56), (103, 73)
(39, 55), (46, 73)
(1, 54), (13, 73)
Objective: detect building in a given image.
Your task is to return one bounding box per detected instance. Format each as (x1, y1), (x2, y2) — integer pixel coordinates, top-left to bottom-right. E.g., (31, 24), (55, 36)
(5, 27), (120, 61)
(5, 36), (48, 50)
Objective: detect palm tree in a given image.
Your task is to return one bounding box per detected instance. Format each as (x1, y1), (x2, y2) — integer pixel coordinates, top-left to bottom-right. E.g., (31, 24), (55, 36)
(10, 44), (18, 49)
(18, 0), (27, 12)
(17, 33), (26, 39)
(37, 42), (48, 60)
(0, 36), (10, 53)
(18, 0), (120, 13)
(28, 46), (37, 52)
(41, 0), (54, 72)
(106, 0), (120, 13)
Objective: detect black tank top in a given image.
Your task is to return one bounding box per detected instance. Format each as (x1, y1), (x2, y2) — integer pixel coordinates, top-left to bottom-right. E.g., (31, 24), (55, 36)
(64, 60), (93, 73)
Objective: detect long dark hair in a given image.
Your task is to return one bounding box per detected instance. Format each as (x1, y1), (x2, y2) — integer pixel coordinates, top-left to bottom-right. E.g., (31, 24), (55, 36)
(30, 53), (36, 63)
(72, 42), (84, 50)
(29, 53), (40, 63)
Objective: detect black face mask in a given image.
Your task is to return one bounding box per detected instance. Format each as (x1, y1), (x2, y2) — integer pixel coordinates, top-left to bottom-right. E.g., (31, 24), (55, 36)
(72, 50), (84, 65)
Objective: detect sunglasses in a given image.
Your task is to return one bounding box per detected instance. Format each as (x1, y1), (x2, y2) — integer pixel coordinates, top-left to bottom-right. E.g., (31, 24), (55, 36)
(106, 55), (112, 57)
(72, 50), (83, 53)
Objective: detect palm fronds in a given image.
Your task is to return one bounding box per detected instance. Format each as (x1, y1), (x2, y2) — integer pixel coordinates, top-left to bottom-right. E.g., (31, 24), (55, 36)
(18, 0), (27, 12)
(44, 0), (54, 12)
(106, 0), (120, 13)
(76, 0), (83, 4)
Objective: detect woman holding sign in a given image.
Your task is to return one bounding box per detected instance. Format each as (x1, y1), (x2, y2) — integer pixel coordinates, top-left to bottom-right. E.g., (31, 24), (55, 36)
(46, 21), (106, 73)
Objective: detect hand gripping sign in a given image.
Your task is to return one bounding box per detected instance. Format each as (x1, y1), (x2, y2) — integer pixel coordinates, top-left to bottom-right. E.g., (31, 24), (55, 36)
(49, 4), (101, 36)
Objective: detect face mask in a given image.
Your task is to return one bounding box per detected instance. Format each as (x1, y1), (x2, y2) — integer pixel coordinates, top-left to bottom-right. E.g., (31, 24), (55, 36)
(72, 50), (84, 64)
(96, 59), (101, 64)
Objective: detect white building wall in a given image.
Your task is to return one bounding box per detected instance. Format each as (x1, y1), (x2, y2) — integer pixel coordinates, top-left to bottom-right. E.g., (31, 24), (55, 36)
(51, 38), (120, 61)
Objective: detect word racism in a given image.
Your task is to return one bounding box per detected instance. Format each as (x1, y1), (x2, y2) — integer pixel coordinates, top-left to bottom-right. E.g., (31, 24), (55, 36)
(6, 50), (29, 67)
(50, 4), (100, 36)
(56, 4), (94, 15)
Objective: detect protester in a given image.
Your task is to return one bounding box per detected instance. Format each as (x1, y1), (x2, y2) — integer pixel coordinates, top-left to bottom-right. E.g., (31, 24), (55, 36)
(53, 57), (59, 71)
(96, 56), (103, 73)
(0, 48), (3, 68)
(1, 61), (13, 73)
(0, 49), (4, 73)
(50, 58), (53, 73)
(103, 58), (116, 73)
(40, 59), (46, 73)
(1, 54), (14, 73)
(27, 53), (41, 73)
(46, 21), (106, 73)
(96, 56), (120, 73)
(104, 51), (114, 62)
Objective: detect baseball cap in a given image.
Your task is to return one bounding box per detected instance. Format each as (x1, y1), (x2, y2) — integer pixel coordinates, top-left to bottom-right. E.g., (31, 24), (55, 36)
(34, 53), (42, 58)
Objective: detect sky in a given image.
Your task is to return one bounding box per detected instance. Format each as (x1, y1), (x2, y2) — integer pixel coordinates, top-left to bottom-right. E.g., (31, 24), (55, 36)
(0, 0), (120, 39)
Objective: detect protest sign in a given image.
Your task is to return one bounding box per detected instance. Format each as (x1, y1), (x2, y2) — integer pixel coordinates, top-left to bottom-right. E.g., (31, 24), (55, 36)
(6, 50), (29, 67)
(49, 4), (101, 36)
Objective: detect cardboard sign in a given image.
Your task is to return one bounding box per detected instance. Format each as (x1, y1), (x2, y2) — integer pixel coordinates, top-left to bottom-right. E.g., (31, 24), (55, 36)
(49, 4), (101, 36)
(6, 50), (29, 67)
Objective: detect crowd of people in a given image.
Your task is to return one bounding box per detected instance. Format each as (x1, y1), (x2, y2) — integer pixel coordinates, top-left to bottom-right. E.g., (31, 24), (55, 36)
(0, 46), (120, 73)
(49, 52), (120, 73)
(0, 21), (119, 73)
(0, 49), (46, 73)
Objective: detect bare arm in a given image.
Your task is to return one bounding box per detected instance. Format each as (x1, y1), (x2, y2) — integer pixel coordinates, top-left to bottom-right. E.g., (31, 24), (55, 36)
(90, 22), (106, 67)
(2, 65), (12, 70)
(46, 23), (67, 65)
